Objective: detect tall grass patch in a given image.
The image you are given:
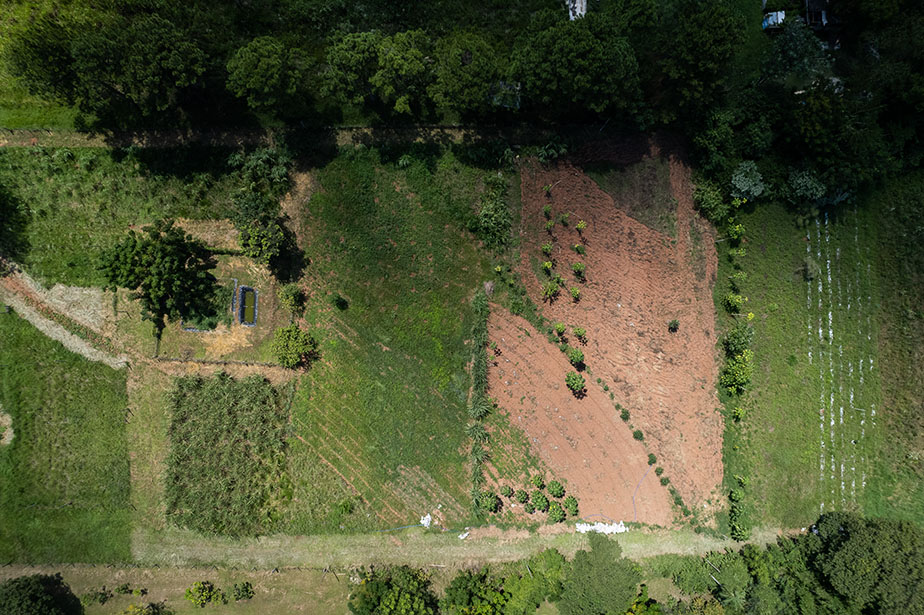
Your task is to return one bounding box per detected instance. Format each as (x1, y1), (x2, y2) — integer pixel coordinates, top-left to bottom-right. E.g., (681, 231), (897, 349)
(582, 156), (676, 237)
(165, 373), (291, 537)
(0, 310), (131, 562)
(0, 146), (237, 286)
(287, 147), (501, 530)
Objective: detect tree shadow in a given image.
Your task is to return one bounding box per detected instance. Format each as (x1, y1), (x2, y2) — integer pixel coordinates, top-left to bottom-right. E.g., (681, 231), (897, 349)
(0, 184), (30, 268)
(268, 220), (307, 283)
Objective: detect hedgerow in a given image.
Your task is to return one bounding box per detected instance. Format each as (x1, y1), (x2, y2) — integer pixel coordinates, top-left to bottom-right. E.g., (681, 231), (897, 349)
(165, 373), (290, 537)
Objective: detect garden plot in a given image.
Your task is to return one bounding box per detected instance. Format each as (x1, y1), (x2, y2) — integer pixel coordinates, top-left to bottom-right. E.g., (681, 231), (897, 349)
(806, 207), (881, 514)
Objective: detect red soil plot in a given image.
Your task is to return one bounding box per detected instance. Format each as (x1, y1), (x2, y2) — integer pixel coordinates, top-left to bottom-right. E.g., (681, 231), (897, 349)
(503, 141), (723, 522)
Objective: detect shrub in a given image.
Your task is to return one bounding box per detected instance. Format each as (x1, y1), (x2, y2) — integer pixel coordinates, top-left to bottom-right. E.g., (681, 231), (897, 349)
(727, 223), (745, 242)
(723, 292), (745, 313)
(541, 260), (553, 275)
(545, 219), (555, 232)
(693, 180), (728, 223)
(566, 347), (584, 366)
(543, 204), (552, 218)
(554, 322), (566, 335)
(552, 273), (565, 286)
(660, 476), (670, 486)
(731, 160), (765, 201)
(277, 283), (305, 316)
(272, 323), (318, 368)
(721, 350), (754, 394)
(541, 281), (559, 301)
(478, 491), (501, 514)
(576, 220), (587, 233)
(632, 429), (644, 441)
(515, 489), (529, 504)
(232, 582), (254, 602)
(122, 603), (174, 615)
(115, 584), (132, 595)
(82, 587), (113, 606)
(541, 242), (553, 256)
(229, 147), (292, 197)
(500, 485), (514, 498)
(565, 372), (585, 395)
(733, 406), (745, 421)
(619, 407), (630, 421)
(468, 396), (493, 420)
(558, 212), (570, 226)
(729, 488), (744, 502)
(240, 219), (285, 265)
(466, 422), (489, 443)
(548, 480), (565, 498)
(723, 323), (754, 357)
(476, 173), (512, 250)
(531, 475), (545, 490)
(572, 262), (586, 279)
(185, 581), (226, 608)
(729, 270), (748, 291)
(524, 502), (536, 514)
(533, 491), (550, 512)
(729, 502), (751, 540)
(573, 243), (585, 255)
(647, 453), (657, 465)
(655, 466), (664, 476)
(570, 287), (581, 301)
(563, 495), (579, 516)
(548, 501), (566, 523)
(668, 319), (679, 333)
(573, 327), (587, 341)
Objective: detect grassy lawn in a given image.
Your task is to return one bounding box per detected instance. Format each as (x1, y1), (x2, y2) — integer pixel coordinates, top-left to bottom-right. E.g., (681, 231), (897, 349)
(284, 146), (522, 532)
(582, 156), (676, 237)
(0, 146), (238, 286)
(0, 310), (131, 562)
(716, 192), (924, 528)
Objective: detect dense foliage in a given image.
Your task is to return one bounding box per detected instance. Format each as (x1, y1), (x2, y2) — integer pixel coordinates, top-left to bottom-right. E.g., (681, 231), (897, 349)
(165, 373), (290, 537)
(0, 574), (83, 615)
(349, 566), (439, 615)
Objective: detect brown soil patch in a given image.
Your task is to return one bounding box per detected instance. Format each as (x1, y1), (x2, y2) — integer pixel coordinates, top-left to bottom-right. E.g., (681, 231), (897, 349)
(510, 140), (723, 519)
(0, 404), (13, 446)
(201, 322), (254, 358)
(488, 311), (672, 524)
(280, 170), (315, 250)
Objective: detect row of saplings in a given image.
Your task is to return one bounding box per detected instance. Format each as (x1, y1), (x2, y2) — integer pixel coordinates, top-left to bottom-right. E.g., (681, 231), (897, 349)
(479, 476), (579, 523)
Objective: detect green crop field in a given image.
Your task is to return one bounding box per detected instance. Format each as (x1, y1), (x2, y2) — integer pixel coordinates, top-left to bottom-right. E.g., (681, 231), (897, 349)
(284, 146), (535, 532)
(718, 178), (924, 528)
(0, 146), (238, 286)
(0, 310), (131, 562)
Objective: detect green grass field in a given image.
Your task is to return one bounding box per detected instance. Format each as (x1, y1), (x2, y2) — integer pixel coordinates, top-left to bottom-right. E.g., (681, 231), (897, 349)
(718, 182), (924, 528)
(0, 310), (131, 562)
(284, 146), (531, 532)
(0, 146), (238, 286)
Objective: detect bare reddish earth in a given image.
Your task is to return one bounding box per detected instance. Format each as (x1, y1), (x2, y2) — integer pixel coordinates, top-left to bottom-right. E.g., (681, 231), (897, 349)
(489, 140), (723, 525)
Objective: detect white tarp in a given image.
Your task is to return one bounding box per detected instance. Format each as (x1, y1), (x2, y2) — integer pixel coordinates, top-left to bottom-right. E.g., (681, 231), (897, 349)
(575, 521), (629, 534)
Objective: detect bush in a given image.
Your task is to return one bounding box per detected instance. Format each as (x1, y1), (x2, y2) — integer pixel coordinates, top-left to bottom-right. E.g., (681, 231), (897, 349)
(541, 281), (559, 301)
(542, 260), (553, 274)
(558, 212), (570, 226)
(515, 489), (529, 504)
(565, 372), (585, 395)
(121, 603), (174, 615)
(573, 243), (586, 255)
(566, 347), (584, 366)
(573, 327), (586, 341)
(185, 581), (226, 608)
(531, 475), (545, 490)
(476, 173), (512, 250)
(731, 160), (765, 201)
(82, 586), (113, 606)
(232, 582), (254, 602)
(543, 204), (552, 219)
(721, 350), (755, 395)
(619, 407), (630, 421)
(647, 453), (657, 465)
(668, 319), (679, 333)
(554, 322), (566, 335)
(524, 502), (536, 514)
(533, 491), (550, 512)
(240, 220), (286, 266)
(729, 270), (748, 291)
(660, 476), (670, 486)
(723, 292), (745, 313)
(271, 324), (318, 369)
(545, 219), (555, 232)
(548, 501), (566, 523)
(479, 491), (501, 514)
(723, 323), (754, 357)
(570, 287), (581, 301)
(500, 485), (514, 498)
(548, 480), (565, 498)
(229, 148), (292, 197)
(277, 283), (305, 316)
(541, 242), (553, 256)
(576, 220), (587, 233)
(693, 180), (728, 223)
(561, 497), (579, 518)
(655, 466), (664, 476)
(729, 502), (751, 540)
(572, 262), (586, 279)
(632, 429), (644, 441)
(115, 584), (132, 595)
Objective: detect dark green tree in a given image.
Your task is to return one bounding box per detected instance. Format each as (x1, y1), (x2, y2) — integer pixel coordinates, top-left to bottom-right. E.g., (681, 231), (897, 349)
(4, 12), (77, 104)
(441, 569), (508, 615)
(559, 533), (641, 615)
(321, 31), (384, 107)
(226, 36), (310, 113)
(429, 32), (498, 116)
(0, 574), (83, 615)
(349, 566), (438, 615)
(370, 30), (435, 115)
(271, 324), (318, 369)
(99, 219), (216, 337)
(511, 13), (641, 117)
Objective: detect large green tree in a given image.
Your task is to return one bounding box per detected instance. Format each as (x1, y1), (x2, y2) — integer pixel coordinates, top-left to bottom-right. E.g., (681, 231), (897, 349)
(321, 31), (385, 107)
(349, 566), (439, 615)
(441, 569), (508, 615)
(558, 533), (641, 615)
(429, 32), (499, 116)
(0, 574), (83, 615)
(226, 36), (309, 113)
(370, 30), (435, 115)
(510, 13), (642, 117)
(99, 219), (216, 337)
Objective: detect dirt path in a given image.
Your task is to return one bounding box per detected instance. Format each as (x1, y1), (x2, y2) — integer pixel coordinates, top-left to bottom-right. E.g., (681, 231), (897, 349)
(511, 142), (723, 520)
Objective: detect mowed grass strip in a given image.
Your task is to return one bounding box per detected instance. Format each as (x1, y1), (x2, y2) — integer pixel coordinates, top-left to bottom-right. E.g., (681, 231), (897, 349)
(288, 148), (497, 530)
(0, 146), (237, 286)
(0, 310), (131, 562)
(165, 373), (290, 537)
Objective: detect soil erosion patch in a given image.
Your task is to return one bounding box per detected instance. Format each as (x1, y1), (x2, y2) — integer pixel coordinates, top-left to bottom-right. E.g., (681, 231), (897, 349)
(511, 141), (723, 520)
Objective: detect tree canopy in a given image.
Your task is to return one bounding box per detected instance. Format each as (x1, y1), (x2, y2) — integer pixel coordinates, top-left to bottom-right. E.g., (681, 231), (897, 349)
(226, 36), (309, 113)
(559, 533), (641, 615)
(0, 574), (83, 615)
